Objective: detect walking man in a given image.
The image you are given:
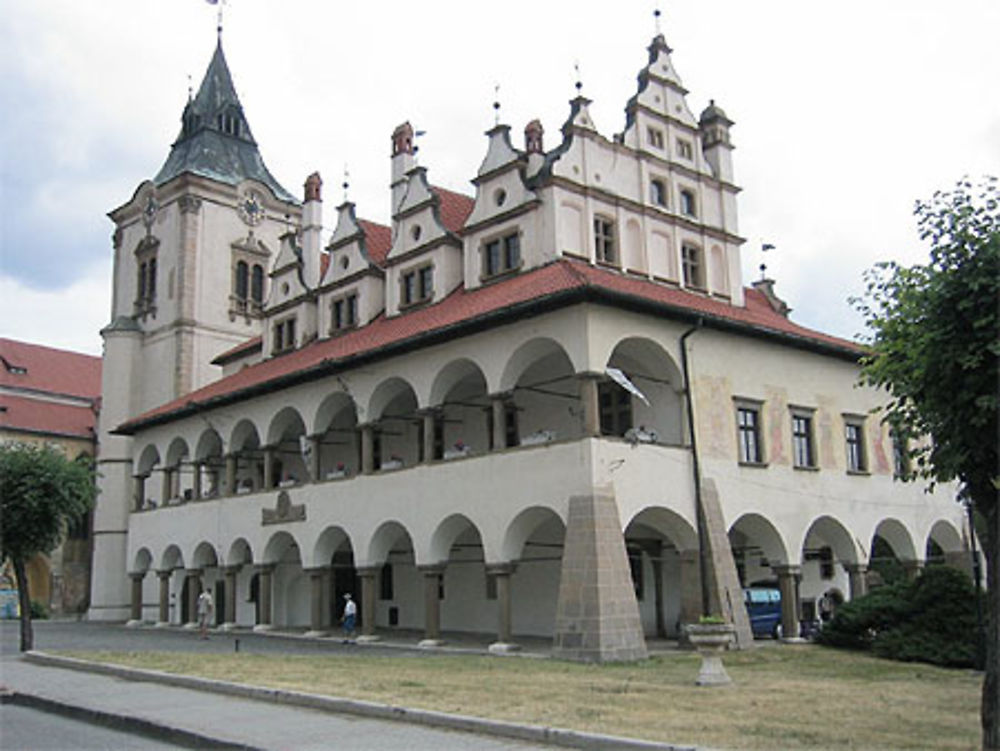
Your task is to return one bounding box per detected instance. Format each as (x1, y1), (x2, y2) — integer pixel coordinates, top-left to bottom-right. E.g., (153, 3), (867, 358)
(341, 593), (357, 643)
(197, 588), (214, 640)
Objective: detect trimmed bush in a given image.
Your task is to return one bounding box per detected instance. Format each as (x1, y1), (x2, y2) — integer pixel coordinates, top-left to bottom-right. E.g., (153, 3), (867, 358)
(817, 565), (981, 668)
(29, 599), (49, 620)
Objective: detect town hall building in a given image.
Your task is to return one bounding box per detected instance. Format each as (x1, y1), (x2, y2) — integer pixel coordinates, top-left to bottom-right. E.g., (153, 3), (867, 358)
(88, 24), (971, 660)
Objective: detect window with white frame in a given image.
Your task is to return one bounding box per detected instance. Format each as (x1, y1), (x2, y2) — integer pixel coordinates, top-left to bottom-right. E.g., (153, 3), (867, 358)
(681, 243), (704, 288)
(646, 126), (664, 149)
(844, 417), (867, 473)
(272, 316), (297, 354)
(676, 138), (694, 160)
(791, 410), (816, 469)
(736, 402), (764, 464)
(593, 216), (616, 264)
(598, 380), (632, 437)
(483, 231), (521, 278)
(679, 188), (697, 218)
(650, 178), (667, 207)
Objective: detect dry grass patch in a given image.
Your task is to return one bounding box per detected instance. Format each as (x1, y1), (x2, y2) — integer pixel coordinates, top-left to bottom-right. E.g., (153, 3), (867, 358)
(59, 645), (979, 751)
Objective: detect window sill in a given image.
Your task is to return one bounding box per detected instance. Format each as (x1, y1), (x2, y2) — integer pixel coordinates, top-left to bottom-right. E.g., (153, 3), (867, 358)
(793, 464), (820, 472)
(596, 259), (620, 270)
(479, 265), (522, 285)
(738, 460), (769, 469)
(398, 297), (432, 312)
(846, 469), (870, 476)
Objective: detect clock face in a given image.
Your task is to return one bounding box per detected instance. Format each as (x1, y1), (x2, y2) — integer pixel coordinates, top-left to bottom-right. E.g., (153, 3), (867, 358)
(239, 191), (265, 226)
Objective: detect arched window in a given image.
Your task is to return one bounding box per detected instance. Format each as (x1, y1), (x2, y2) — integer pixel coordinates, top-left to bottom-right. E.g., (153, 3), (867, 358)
(235, 261), (249, 301)
(251, 265), (264, 304)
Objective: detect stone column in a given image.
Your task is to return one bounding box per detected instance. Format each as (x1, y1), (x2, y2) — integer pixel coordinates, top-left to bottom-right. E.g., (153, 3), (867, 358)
(773, 564), (803, 641)
(357, 566), (380, 643)
(184, 569), (202, 628)
(490, 395), (507, 450)
(126, 572), (144, 626)
(161, 468), (172, 504)
(308, 435), (322, 482)
(901, 559), (924, 581)
(360, 424), (374, 474)
(192, 461), (203, 500)
(577, 373), (602, 437)
(487, 563), (519, 653)
(418, 565), (445, 647)
(845, 562), (869, 600)
(262, 446), (276, 489)
(677, 549), (702, 634)
(221, 565), (239, 630)
(133, 475), (146, 510)
(254, 565), (274, 631)
(421, 411), (436, 464)
(156, 570), (171, 626)
(305, 567), (329, 636)
(225, 453), (237, 495)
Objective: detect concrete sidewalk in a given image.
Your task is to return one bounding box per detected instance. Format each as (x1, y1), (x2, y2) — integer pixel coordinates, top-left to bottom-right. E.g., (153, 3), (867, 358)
(0, 652), (697, 751)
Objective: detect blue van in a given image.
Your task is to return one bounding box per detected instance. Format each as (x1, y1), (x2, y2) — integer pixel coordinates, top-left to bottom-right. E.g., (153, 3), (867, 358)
(744, 587), (782, 638)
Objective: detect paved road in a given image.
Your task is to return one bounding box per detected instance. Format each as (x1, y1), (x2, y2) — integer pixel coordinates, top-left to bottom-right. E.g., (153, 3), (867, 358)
(1, 704), (185, 750)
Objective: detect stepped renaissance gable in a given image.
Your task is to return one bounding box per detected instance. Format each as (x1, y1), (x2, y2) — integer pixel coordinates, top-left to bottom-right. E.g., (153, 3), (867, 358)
(90, 26), (970, 661)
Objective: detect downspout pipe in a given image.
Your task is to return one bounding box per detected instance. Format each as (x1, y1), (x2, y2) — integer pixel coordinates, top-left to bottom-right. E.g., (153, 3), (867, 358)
(680, 318), (711, 617)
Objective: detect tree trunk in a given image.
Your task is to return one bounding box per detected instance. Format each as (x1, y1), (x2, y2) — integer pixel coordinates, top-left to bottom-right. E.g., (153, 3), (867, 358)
(982, 497), (998, 751)
(12, 557), (34, 652)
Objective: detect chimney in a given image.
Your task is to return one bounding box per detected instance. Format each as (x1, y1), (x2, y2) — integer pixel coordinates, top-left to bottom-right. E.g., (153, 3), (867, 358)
(390, 122), (416, 222)
(525, 119), (545, 177)
(301, 171), (323, 287)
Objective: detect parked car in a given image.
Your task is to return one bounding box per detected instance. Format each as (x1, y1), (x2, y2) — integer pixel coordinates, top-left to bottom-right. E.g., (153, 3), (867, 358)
(744, 587), (782, 638)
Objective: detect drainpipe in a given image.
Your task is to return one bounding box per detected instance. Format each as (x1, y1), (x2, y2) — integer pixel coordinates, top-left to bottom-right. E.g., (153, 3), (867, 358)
(680, 318), (711, 617)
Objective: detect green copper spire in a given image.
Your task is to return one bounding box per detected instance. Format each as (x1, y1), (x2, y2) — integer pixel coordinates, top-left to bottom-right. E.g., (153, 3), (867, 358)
(154, 40), (295, 203)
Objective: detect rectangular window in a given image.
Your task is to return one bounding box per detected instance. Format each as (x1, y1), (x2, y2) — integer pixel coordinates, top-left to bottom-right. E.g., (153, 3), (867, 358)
(792, 412), (815, 469)
(419, 266), (434, 300)
(736, 404), (763, 464)
(680, 189), (697, 218)
(646, 126), (664, 149)
(332, 294), (358, 332)
(845, 419), (867, 473)
(681, 243), (703, 288)
(676, 138), (693, 160)
(483, 232), (521, 278)
(273, 318), (296, 353)
(593, 216), (616, 263)
(401, 265), (432, 307)
(333, 299), (344, 330)
(402, 271), (416, 305)
(650, 179), (667, 207)
(598, 380), (632, 437)
(379, 562), (394, 600)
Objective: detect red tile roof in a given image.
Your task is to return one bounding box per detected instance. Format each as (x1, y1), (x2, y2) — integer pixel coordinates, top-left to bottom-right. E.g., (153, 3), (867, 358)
(0, 394), (97, 441)
(212, 336), (263, 365)
(0, 338), (101, 400)
(118, 259), (860, 433)
(431, 186), (475, 235)
(359, 220), (392, 266)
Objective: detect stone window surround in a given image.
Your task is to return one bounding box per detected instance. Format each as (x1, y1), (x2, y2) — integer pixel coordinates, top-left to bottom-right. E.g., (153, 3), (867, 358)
(790, 406), (818, 470)
(399, 262), (435, 309)
(272, 315), (297, 354)
(593, 214), (617, 266)
(843, 413), (869, 475)
(480, 228), (524, 281)
(734, 397), (766, 466)
(681, 241), (705, 291)
(330, 292), (359, 333)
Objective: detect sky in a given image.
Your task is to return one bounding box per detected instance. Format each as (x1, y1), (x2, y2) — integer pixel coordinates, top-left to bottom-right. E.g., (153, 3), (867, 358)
(1, 0), (998, 356)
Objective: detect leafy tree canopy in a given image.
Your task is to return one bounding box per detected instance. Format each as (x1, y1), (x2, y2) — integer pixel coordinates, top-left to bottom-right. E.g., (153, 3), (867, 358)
(855, 176), (999, 504)
(0, 442), (96, 564)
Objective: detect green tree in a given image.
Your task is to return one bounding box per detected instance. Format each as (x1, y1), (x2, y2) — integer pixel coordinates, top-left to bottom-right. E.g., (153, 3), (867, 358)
(0, 442), (96, 651)
(855, 176), (999, 750)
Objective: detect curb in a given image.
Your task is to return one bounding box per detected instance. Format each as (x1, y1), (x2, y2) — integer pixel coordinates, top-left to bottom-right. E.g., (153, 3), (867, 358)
(23, 651), (700, 751)
(1, 686), (262, 750)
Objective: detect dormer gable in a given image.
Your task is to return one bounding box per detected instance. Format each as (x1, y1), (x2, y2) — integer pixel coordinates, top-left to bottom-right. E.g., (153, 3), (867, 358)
(386, 167), (458, 263)
(465, 125), (539, 231)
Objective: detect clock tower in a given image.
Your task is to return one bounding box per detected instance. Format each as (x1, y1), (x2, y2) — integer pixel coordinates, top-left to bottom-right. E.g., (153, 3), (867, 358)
(89, 39), (299, 620)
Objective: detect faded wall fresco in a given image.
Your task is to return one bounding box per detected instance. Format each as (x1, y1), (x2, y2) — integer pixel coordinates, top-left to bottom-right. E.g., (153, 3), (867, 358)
(764, 386), (788, 465)
(694, 374), (733, 459)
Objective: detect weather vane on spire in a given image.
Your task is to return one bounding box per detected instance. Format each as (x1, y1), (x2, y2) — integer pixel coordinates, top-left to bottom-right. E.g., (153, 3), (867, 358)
(760, 241), (775, 280)
(342, 165), (350, 203)
(654, 7), (662, 34)
(493, 83), (501, 126)
(573, 61), (583, 95)
(206, 0), (227, 39)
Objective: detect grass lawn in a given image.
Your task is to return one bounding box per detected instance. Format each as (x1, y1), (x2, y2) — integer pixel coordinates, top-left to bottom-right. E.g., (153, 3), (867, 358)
(59, 644), (980, 751)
